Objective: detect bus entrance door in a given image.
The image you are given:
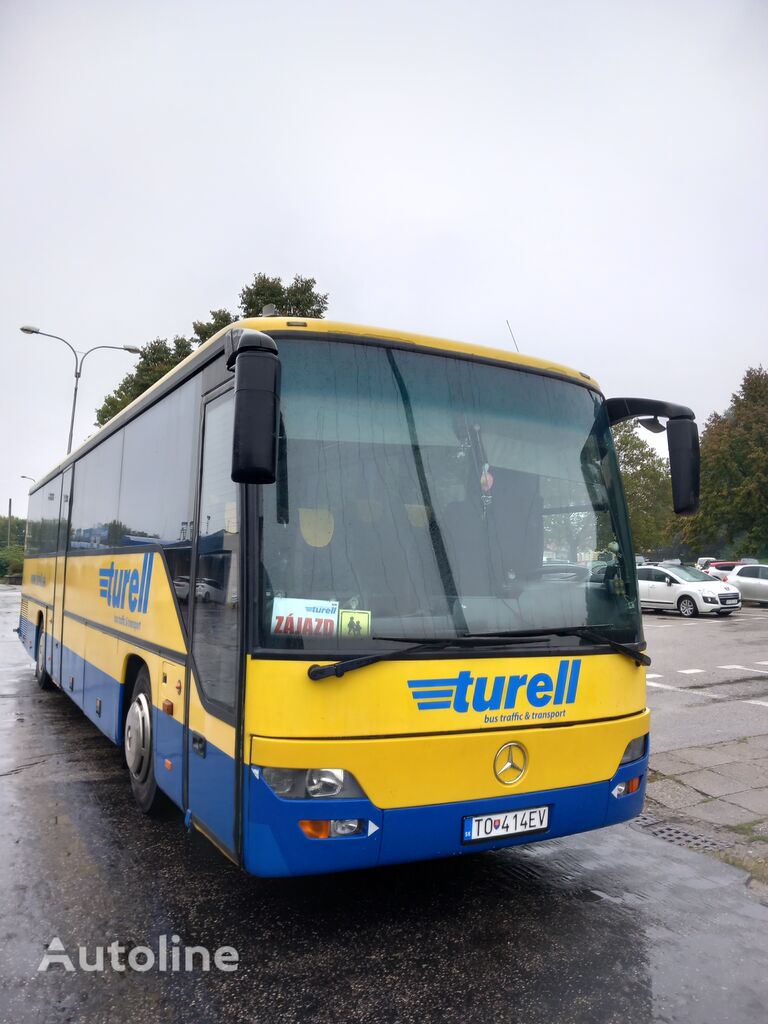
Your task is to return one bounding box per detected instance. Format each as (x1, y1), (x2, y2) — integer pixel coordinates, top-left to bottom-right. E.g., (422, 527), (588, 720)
(186, 391), (241, 860)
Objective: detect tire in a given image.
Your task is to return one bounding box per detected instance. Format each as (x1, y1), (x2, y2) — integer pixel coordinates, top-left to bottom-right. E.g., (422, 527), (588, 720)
(124, 667), (162, 815)
(34, 624), (54, 690)
(677, 596), (698, 618)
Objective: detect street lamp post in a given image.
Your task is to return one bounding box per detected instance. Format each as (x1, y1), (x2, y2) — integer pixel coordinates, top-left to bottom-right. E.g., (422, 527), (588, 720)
(20, 327), (140, 455)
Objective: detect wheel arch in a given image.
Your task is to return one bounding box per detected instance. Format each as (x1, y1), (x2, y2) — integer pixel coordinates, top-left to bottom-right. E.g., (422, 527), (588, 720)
(34, 610), (45, 654)
(119, 654), (150, 745)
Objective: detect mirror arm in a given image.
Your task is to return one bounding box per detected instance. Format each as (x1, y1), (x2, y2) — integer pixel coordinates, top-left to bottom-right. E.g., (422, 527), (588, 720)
(606, 397), (695, 426)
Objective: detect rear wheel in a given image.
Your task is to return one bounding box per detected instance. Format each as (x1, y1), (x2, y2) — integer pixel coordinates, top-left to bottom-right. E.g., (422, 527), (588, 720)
(34, 624), (54, 690)
(677, 596), (698, 618)
(124, 667), (162, 814)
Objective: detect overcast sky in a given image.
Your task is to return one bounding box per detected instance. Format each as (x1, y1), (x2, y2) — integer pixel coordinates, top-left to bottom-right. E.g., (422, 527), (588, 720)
(2, 0), (766, 520)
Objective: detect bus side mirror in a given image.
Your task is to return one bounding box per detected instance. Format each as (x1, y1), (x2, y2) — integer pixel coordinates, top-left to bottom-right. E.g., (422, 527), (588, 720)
(225, 330), (281, 484)
(667, 418), (700, 516)
(606, 398), (700, 517)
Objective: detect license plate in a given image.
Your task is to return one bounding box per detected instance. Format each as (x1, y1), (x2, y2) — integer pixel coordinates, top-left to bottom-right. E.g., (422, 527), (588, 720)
(725, 598), (738, 604)
(462, 806), (549, 843)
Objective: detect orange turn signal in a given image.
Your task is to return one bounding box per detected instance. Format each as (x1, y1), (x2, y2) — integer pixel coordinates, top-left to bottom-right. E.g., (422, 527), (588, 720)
(626, 776), (641, 794)
(298, 819), (331, 839)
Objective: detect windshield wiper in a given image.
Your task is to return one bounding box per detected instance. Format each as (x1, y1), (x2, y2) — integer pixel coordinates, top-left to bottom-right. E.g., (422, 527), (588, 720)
(307, 626), (649, 680)
(519, 626), (650, 667)
(458, 626), (650, 667)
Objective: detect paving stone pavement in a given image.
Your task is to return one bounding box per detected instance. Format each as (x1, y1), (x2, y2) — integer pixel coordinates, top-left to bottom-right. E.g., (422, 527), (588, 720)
(647, 734), (768, 882)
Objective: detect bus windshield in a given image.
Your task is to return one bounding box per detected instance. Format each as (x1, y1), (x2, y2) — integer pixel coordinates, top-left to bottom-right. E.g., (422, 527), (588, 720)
(257, 337), (639, 651)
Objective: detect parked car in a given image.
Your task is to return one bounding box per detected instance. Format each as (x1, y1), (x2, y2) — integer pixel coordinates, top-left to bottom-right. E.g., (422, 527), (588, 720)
(172, 575), (190, 602)
(704, 561), (746, 580)
(195, 577), (226, 603)
(636, 564), (742, 617)
(724, 564), (768, 606)
(696, 557), (717, 571)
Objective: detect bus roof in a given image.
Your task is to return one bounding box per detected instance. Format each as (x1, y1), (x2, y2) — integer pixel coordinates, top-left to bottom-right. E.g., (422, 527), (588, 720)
(227, 318), (599, 389)
(29, 318), (600, 490)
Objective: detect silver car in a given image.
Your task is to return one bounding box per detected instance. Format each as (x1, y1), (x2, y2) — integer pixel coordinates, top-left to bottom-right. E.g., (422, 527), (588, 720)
(726, 564), (768, 606)
(636, 565), (742, 617)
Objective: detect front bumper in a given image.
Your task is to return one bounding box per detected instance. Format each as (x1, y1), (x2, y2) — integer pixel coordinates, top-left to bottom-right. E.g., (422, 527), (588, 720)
(701, 595), (741, 613)
(242, 753), (649, 877)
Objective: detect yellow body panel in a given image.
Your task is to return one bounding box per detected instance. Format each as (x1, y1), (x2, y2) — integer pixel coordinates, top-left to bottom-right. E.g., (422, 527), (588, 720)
(250, 710), (649, 809)
(187, 672), (237, 759)
(243, 653), (645, 740)
(23, 552), (188, 714)
(22, 555), (56, 608)
(63, 552), (185, 656)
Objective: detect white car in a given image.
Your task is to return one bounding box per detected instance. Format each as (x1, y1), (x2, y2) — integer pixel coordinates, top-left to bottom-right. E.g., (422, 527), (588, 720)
(725, 564), (768, 606)
(636, 565), (742, 617)
(195, 577), (226, 603)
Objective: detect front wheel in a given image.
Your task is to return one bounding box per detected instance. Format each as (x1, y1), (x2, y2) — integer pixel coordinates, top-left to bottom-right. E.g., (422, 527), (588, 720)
(677, 596), (699, 618)
(124, 667), (162, 814)
(35, 626), (54, 690)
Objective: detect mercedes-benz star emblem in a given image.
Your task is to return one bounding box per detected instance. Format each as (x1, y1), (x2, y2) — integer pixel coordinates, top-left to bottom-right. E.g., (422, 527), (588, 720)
(493, 742), (528, 785)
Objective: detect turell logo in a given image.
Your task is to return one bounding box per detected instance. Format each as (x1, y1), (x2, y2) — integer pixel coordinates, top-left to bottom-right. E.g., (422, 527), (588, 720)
(98, 553), (154, 613)
(407, 659), (581, 714)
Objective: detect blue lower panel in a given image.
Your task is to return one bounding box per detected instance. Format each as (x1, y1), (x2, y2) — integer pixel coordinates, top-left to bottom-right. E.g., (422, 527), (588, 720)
(243, 756), (648, 878)
(19, 620), (186, 810)
(155, 708), (184, 808)
(188, 732), (237, 850)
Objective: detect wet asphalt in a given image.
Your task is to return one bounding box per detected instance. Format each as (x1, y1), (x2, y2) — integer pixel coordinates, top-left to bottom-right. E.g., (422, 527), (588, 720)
(1, 586), (767, 1024)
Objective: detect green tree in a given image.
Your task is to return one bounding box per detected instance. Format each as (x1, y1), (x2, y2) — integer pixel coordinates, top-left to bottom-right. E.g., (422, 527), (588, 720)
(238, 273), (329, 319)
(612, 420), (675, 554)
(682, 366), (768, 557)
(0, 545), (25, 576)
(95, 336), (193, 426)
(96, 273), (330, 420)
(192, 308), (236, 345)
(0, 516), (27, 548)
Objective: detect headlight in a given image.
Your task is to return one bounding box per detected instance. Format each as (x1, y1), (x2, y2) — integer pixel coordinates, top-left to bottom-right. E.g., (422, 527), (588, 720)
(261, 766), (366, 799)
(620, 735), (647, 765)
(702, 594), (718, 604)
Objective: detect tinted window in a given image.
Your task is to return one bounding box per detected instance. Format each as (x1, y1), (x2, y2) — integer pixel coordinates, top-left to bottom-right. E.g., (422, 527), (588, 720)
(760, 567), (768, 580)
(58, 469), (72, 554)
(258, 338), (640, 651)
(636, 567), (650, 581)
(739, 566), (759, 578)
(24, 478), (62, 556)
(25, 488), (46, 556)
(38, 477), (62, 554)
(117, 378), (200, 621)
(70, 432), (124, 548)
(650, 569), (667, 583)
(191, 393), (240, 714)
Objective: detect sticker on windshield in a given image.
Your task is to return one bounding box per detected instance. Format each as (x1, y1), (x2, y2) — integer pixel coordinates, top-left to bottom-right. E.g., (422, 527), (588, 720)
(271, 598), (339, 637)
(339, 609), (372, 639)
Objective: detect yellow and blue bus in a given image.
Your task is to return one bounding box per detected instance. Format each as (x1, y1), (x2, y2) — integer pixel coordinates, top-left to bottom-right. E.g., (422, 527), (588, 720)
(19, 318), (699, 876)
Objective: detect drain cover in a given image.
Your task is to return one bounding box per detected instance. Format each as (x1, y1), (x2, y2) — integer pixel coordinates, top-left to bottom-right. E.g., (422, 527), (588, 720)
(637, 819), (730, 852)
